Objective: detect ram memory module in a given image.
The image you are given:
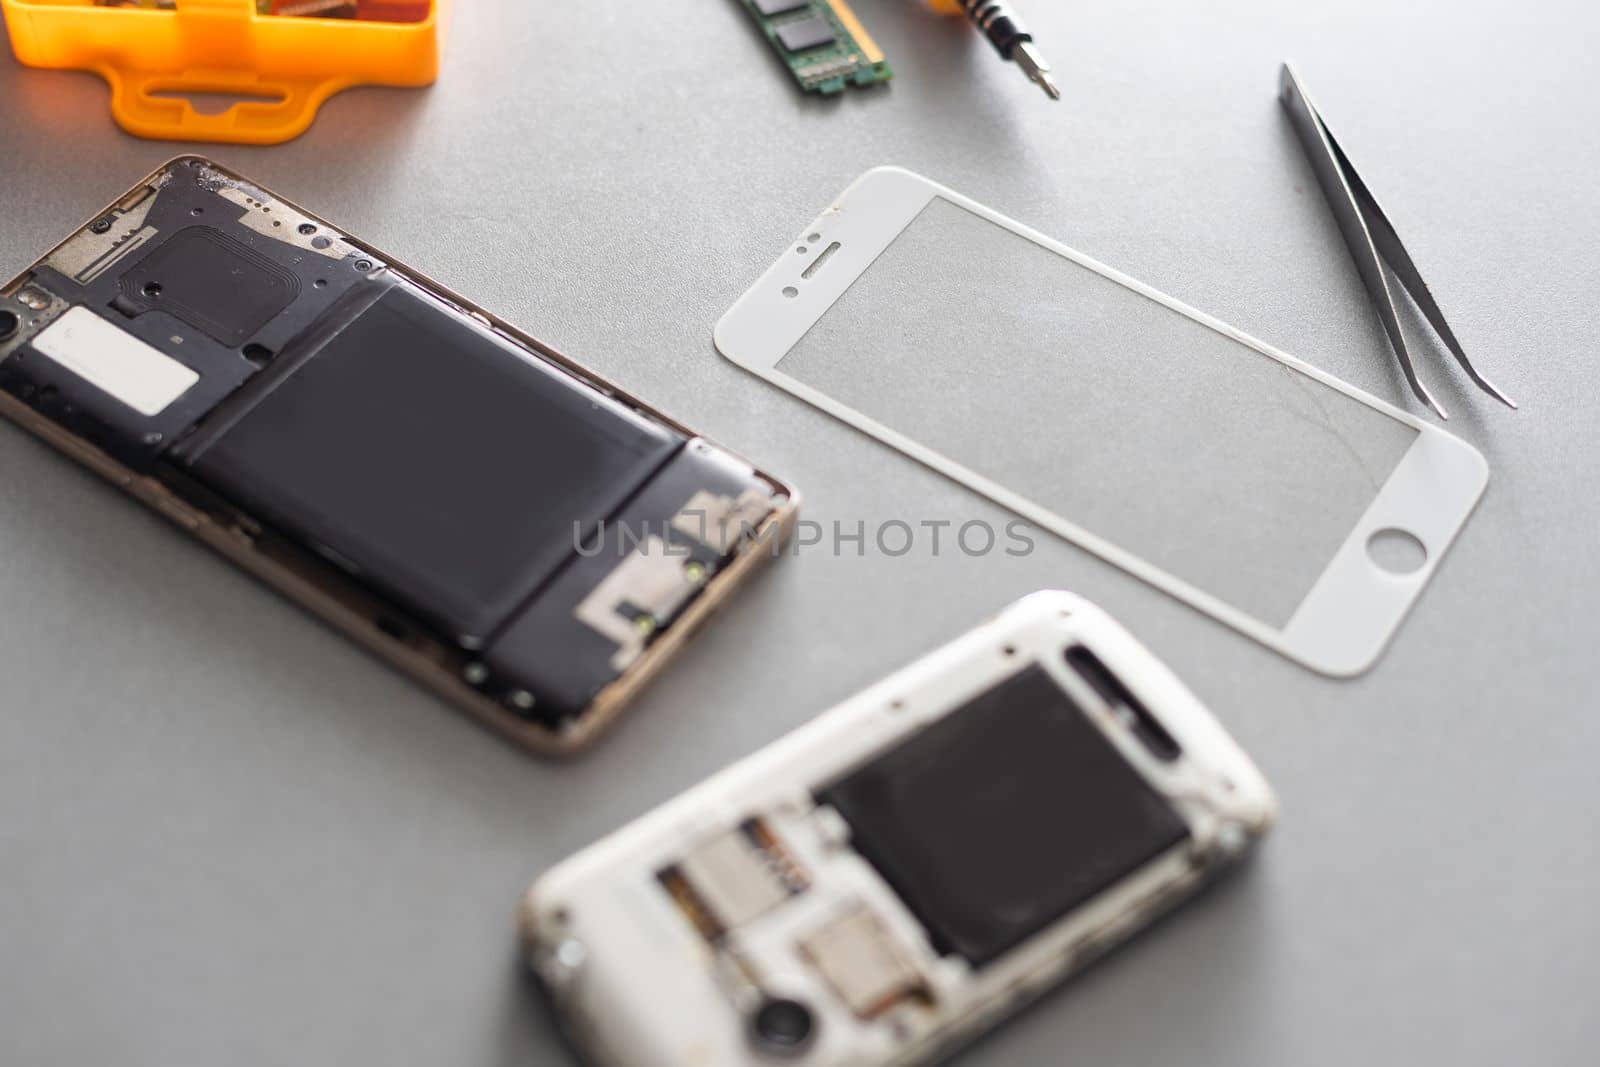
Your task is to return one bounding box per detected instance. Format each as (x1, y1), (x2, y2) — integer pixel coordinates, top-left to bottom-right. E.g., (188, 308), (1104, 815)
(739, 0), (893, 95)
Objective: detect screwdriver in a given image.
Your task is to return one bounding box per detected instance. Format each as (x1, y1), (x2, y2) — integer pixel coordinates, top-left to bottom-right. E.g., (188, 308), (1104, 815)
(926, 0), (1061, 100)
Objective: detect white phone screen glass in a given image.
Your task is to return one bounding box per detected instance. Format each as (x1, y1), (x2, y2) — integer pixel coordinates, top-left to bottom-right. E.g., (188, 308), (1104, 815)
(777, 196), (1418, 627)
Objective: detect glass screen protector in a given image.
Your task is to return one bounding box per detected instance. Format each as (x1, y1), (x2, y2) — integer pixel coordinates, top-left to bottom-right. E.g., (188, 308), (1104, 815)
(779, 197), (1415, 627)
(718, 170), (1489, 674)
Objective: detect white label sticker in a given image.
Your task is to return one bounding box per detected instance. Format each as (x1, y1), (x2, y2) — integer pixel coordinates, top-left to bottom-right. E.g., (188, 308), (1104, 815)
(30, 306), (199, 417)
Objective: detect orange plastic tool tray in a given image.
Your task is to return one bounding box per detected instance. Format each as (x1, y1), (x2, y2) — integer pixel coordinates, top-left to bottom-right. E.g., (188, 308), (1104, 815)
(1, 0), (446, 144)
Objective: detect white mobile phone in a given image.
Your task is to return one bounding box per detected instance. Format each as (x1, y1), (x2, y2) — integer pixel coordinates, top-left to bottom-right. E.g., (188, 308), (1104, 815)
(521, 591), (1276, 1067)
(713, 166), (1489, 676)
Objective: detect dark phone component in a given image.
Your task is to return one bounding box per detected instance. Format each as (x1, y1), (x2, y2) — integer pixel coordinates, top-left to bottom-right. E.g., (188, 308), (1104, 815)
(818, 665), (1190, 968)
(113, 226), (299, 346)
(176, 278), (779, 724)
(0, 161), (373, 470)
(181, 279), (681, 647)
(1065, 644), (1182, 762)
(477, 441), (775, 724)
(0, 159), (788, 744)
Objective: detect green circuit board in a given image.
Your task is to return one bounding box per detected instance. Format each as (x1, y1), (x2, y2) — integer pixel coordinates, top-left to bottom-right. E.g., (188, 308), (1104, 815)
(738, 0), (893, 95)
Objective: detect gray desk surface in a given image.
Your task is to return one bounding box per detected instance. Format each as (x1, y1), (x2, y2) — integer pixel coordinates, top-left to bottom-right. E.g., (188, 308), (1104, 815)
(2, 2), (1596, 1065)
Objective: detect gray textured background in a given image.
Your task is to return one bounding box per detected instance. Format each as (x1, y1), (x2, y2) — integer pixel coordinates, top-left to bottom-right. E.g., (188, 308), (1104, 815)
(1, 2), (1596, 1065)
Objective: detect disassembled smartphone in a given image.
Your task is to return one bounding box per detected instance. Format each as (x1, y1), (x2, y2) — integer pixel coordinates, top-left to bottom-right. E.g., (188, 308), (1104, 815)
(0, 157), (798, 755)
(522, 591), (1276, 1065)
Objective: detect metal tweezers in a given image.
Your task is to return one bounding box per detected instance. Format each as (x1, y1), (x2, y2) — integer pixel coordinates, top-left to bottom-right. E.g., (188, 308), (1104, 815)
(1278, 62), (1515, 419)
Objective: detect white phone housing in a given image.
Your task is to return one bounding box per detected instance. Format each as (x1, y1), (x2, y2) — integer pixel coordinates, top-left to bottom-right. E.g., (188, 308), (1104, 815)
(521, 592), (1276, 1067)
(713, 166), (1490, 676)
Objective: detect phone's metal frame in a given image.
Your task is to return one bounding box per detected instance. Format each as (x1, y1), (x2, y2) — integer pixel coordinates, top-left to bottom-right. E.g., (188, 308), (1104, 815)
(714, 165), (1489, 677)
(521, 591), (1276, 1067)
(0, 156), (800, 756)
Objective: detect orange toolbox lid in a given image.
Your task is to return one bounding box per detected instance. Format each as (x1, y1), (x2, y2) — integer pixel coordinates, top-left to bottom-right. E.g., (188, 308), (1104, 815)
(1, 0), (448, 144)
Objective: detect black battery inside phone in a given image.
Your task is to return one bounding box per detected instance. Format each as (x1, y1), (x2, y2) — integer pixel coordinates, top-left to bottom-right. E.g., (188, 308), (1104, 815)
(818, 665), (1191, 968)
(0, 160), (781, 732)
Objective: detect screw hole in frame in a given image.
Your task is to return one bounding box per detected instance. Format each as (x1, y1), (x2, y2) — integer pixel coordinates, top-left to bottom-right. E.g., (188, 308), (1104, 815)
(782, 286), (799, 298)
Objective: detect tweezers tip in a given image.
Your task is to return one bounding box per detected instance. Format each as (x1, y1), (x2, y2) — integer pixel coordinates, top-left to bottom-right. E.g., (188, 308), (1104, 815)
(1478, 382), (1516, 412)
(1474, 376), (1518, 410)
